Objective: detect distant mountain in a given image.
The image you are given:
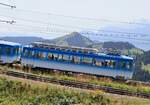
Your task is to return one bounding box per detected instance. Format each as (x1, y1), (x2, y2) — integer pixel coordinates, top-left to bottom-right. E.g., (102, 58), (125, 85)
(0, 36), (45, 45)
(44, 32), (94, 47)
(103, 41), (135, 50)
(1, 32), (138, 52)
(88, 41), (136, 50)
(81, 19), (150, 51)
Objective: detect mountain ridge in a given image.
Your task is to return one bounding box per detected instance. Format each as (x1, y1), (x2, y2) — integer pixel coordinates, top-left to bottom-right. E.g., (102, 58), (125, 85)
(0, 32), (137, 51)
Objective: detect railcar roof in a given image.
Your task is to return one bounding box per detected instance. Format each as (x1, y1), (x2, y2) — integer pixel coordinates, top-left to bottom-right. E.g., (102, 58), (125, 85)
(0, 40), (21, 46)
(32, 42), (99, 53)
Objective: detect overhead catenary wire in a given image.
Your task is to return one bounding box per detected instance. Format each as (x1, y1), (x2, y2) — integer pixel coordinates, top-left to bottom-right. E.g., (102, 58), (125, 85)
(0, 6), (149, 26)
(0, 14), (149, 38)
(0, 2), (16, 8)
(10, 8), (150, 26)
(0, 6), (149, 38)
(0, 18), (16, 24)
(1, 22), (150, 44)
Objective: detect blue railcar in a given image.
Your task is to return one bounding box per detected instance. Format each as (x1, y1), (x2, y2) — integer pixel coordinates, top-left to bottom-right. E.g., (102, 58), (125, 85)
(21, 42), (134, 79)
(0, 40), (22, 63)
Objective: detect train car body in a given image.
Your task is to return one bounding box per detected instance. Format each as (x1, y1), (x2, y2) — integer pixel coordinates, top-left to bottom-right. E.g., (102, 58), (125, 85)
(21, 42), (134, 79)
(0, 40), (21, 63)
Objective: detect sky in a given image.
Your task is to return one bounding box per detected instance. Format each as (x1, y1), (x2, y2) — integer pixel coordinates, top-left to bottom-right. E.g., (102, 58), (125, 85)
(0, 0), (150, 51)
(0, 0), (150, 38)
(13, 0), (150, 20)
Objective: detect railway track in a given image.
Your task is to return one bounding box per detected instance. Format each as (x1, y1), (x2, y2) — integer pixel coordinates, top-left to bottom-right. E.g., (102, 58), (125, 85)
(2, 70), (150, 99)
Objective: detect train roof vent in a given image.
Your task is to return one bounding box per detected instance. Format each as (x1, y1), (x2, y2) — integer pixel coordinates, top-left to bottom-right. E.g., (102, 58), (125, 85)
(31, 42), (99, 54)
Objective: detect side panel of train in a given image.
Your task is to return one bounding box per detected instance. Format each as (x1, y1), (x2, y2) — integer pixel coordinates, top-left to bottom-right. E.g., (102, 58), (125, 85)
(21, 47), (134, 79)
(0, 44), (21, 63)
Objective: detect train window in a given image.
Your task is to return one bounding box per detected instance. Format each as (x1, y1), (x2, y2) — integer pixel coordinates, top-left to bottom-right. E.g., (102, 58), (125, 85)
(13, 48), (19, 55)
(117, 61), (122, 69)
(126, 62), (133, 70)
(129, 62), (133, 69)
(5, 48), (11, 55)
(94, 59), (117, 68)
(105, 60), (114, 68)
(23, 49), (29, 57)
(104, 60), (108, 67)
(47, 53), (53, 60)
(94, 59), (103, 67)
(72, 56), (80, 64)
(30, 51), (35, 58)
(82, 57), (92, 64)
(58, 54), (63, 60)
(122, 62), (126, 69)
(27, 50), (32, 57)
(118, 61), (128, 69)
(52, 53), (58, 60)
(112, 61), (116, 68)
(37, 52), (47, 60)
(62, 54), (70, 61)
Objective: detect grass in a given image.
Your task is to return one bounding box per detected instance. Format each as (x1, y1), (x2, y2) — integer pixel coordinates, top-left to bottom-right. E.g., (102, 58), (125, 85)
(142, 63), (150, 73)
(0, 76), (150, 105)
(29, 68), (150, 94)
(1, 65), (150, 95)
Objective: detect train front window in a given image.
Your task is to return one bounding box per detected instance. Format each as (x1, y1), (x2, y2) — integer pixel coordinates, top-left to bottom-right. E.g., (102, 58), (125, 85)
(126, 61), (133, 70)
(121, 61), (126, 69)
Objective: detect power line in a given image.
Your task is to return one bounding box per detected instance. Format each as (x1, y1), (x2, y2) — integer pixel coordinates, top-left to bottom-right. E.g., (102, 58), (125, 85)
(13, 8), (150, 26)
(1, 22), (150, 43)
(0, 3), (16, 8)
(0, 14), (149, 38)
(0, 6), (149, 26)
(0, 19), (16, 24)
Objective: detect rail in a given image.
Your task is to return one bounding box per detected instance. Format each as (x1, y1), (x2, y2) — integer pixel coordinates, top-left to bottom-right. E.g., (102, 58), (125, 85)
(2, 70), (150, 99)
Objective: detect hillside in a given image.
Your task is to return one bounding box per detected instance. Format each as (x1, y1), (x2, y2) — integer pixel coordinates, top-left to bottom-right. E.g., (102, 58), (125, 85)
(44, 32), (94, 47)
(133, 50), (150, 81)
(1, 32), (141, 54)
(0, 36), (45, 45)
(81, 20), (150, 51)
(88, 41), (135, 50)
